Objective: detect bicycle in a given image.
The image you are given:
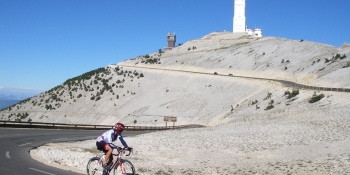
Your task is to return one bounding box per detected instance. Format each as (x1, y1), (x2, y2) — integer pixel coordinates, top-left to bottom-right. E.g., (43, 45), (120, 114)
(86, 147), (135, 175)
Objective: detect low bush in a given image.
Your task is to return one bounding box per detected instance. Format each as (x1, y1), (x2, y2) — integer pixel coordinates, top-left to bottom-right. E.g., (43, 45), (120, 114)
(263, 92), (272, 100)
(334, 53), (346, 60)
(251, 100), (258, 105)
(284, 89), (299, 99)
(265, 100), (274, 110)
(308, 93), (325, 103)
(265, 105), (274, 110)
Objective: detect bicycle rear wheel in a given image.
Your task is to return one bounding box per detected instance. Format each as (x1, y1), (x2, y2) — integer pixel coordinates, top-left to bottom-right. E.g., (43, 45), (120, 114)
(113, 159), (135, 175)
(87, 157), (104, 175)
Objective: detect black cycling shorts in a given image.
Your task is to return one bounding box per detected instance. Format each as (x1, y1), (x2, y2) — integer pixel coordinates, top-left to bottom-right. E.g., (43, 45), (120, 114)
(96, 141), (107, 151)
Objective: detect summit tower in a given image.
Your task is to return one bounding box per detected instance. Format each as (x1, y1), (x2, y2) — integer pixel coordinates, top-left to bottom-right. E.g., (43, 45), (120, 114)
(233, 0), (246, 33)
(233, 0), (262, 37)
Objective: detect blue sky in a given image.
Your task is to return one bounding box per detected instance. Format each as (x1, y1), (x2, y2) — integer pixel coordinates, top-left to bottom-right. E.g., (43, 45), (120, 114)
(1, 0), (349, 92)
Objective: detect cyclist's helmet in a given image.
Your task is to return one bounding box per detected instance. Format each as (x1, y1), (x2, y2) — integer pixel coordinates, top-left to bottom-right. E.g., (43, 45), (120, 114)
(114, 122), (125, 132)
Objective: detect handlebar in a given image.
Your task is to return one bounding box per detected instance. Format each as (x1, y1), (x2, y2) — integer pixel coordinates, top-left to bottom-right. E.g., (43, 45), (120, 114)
(118, 147), (133, 156)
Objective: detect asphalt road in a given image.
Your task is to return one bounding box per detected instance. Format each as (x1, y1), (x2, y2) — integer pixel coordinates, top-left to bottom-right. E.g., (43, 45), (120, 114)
(120, 64), (350, 92)
(0, 128), (148, 175)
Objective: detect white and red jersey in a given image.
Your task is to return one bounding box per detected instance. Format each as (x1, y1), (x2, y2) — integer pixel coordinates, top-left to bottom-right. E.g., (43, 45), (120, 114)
(96, 129), (128, 148)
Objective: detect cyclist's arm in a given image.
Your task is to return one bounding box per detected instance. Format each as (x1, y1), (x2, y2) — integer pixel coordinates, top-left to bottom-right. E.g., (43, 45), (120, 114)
(118, 135), (129, 148)
(108, 142), (119, 149)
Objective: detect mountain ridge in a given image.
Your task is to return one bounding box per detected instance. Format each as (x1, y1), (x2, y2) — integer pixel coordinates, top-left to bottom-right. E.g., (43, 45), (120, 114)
(1, 32), (349, 126)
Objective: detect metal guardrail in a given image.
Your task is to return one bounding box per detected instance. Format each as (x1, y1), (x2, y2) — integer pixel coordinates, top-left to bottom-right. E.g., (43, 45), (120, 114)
(0, 120), (205, 131)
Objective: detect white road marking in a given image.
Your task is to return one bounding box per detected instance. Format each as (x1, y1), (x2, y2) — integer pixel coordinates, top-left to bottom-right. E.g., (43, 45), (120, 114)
(51, 138), (68, 141)
(6, 151), (10, 158)
(29, 168), (56, 175)
(18, 142), (32, 146)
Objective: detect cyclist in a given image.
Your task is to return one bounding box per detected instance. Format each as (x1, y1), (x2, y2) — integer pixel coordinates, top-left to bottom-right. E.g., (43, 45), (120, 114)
(96, 122), (132, 170)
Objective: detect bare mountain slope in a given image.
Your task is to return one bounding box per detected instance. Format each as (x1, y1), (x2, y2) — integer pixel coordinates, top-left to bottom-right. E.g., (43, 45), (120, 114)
(123, 32), (350, 87)
(1, 32), (349, 126)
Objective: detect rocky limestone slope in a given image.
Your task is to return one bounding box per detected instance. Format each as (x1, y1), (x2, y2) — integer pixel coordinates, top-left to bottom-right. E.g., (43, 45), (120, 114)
(1, 32), (349, 126)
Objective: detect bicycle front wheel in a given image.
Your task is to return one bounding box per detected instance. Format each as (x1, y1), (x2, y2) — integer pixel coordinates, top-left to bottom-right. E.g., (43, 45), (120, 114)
(87, 157), (104, 175)
(113, 159), (135, 175)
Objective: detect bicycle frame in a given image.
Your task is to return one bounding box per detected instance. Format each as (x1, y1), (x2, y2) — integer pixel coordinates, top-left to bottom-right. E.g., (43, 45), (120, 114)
(97, 149), (129, 173)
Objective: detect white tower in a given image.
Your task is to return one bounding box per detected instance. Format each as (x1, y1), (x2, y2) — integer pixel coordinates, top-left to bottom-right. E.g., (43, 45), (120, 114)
(233, 0), (246, 33)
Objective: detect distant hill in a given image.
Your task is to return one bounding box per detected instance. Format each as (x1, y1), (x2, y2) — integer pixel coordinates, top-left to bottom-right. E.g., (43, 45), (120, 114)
(0, 88), (42, 100)
(0, 88), (41, 111)
(0, 100), (20, 110)
(0, 32), (349, 125)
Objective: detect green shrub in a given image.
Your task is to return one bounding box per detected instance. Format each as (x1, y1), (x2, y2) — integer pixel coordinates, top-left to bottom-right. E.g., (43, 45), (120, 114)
(263, 92), (272, 100)
(251, 100), (258, 105)
(334, 53), (346, 60)
(265, 100), (274, 110)
(309, 93), (325, 103)
(340, 54), (346, 59)
(45, 104), (54, 110)
(284, 89), (299, 99)
(265, 105), (274, 110)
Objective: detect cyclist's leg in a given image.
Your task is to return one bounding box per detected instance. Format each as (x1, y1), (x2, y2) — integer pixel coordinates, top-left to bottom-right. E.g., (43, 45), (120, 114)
(96, 141), (112, 166)
(104, 144), (113, 165)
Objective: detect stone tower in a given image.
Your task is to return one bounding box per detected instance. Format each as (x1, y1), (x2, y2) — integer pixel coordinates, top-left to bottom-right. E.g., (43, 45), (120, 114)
(167, 32), (176, 48)
(164, 32), (176, 51)
(233, 0), (246, 32)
